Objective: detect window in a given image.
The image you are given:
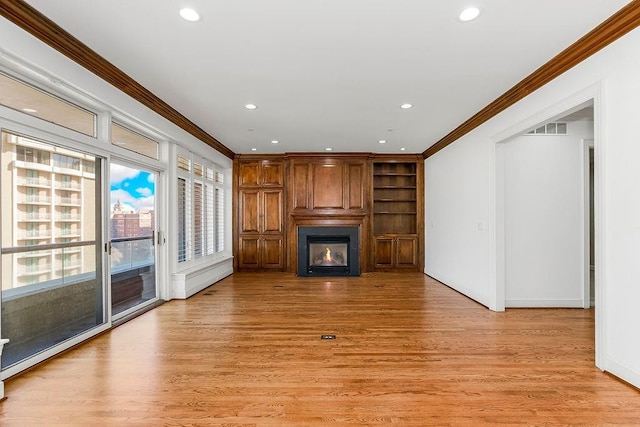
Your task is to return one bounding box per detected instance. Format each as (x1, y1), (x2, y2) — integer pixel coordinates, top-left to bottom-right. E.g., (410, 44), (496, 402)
(53, 153), (80, 170)
(0, 72), (96, 137)
(111, 123), (159, 159)
(176, 150), (226, 264)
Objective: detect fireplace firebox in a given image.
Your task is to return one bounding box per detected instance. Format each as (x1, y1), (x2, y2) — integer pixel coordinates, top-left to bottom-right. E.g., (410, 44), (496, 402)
(297, 226), (360, 276)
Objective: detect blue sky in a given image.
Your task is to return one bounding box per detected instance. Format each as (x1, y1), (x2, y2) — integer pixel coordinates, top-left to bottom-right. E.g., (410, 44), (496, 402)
(110, 164), (155, 212)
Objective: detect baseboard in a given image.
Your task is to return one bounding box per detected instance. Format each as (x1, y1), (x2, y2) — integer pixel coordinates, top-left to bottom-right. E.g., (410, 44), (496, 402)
(605, 357), (640, 390)
(171, 258), (233, 299)
(506, 298), (585, 308)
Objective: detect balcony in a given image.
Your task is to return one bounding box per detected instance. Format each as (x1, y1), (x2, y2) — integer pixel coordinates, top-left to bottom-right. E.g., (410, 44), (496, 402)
(20, 213), (52, 222)
(57, 229), (81, 238)
(20, 195), (51, 205)
(55, 181), (82, 191)
(17, 177), (51, 188)
(56, 197), (82, 206)
(20, 263), (53, 275)
(19, 230), (52, 239)
(56, 214), (81, 222)
(16, 250), (51, 259)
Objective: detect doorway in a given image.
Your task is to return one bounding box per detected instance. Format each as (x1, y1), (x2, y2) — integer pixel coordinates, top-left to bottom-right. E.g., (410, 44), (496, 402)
(109, 162), (158, 318)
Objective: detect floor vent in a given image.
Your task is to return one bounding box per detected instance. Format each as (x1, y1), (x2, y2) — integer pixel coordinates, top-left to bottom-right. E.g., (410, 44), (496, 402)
(320, 334), (337, 340)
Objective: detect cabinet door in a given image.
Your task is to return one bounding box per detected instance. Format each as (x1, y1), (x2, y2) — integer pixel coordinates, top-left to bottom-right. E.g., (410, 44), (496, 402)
(396, 236), (418, 268)
(262, 190), (283, 233)
(261, 236), (284, 269)
(238, 236), (261, 268)
(374, 237), (394, 268)
(238, 162), (261, 187)
(261, 161), (284, 187)
(239, 190), (260, 233)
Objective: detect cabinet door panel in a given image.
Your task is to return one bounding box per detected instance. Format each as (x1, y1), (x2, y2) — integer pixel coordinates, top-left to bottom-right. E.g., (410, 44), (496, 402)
(396, 237), (417, 267)
(262, 190), (283, 233)
(262, 237), (284, 268)
(261, 161), (284, 187)
(239, 162), (260, 187)
(238, 237), (260, 268)
(374, 237), (394, 268)
(239, 190), (260, 233)
(312, 164), (344, 209)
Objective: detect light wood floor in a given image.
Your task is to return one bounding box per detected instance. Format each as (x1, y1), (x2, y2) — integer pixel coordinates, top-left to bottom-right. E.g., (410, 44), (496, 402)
(1, 272), (639, 426)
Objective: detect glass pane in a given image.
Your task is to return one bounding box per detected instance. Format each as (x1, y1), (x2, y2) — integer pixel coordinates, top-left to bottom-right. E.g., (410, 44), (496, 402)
(110, 164), (157, 317)
(1, 130), (103, 369)
(0, 72), (96, 137)
(111, 123), (159, 160)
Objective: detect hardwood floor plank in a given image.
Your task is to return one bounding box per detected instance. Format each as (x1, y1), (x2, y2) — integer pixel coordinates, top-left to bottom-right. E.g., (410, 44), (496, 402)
(0, 272), (638, 426)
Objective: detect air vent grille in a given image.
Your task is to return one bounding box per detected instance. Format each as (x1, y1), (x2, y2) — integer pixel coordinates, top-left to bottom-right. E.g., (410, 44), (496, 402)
(527, 122), (567, 135)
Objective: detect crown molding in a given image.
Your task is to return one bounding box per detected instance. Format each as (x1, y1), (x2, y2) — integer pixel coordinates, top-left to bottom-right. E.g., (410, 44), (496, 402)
(0, 0), (235, 159)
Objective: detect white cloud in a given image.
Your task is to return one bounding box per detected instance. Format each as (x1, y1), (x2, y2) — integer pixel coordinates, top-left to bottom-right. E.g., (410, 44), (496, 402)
(136, 187), (152, 197)
(111, 188), (154, 212)
(147, 174), (155, 183)
(110, 164), (140, 183)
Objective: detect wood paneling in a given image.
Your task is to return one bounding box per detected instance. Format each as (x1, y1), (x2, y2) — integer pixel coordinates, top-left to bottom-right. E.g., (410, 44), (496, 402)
(5, 272), (639, 426)
(235, 157), (286, 270)
(0, 1), (234, 159)
(423, 1), (640, 159)
(292, 163), (309, 209)
(312, 164), (344, 209)
(262, 190), (283, 233)
(238, 190), (259, 233)
(348, 163), (364, 209)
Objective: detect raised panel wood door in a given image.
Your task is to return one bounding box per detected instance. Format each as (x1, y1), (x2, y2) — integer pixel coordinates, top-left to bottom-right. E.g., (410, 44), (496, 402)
(238, 190), (260, 233)
(396, 236), (418, 268)
(262, 190), (283, 233)
(238, 236), (260, 268)
(238, 162), (260, 187)
(374, 237), (394, 268)
(261, 161), (284, 187)
(261, 236), (284, 269)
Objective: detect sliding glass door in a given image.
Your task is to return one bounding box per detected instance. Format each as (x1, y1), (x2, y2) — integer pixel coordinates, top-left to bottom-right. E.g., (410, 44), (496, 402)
(109, 163), (158, 318)
(1, 130), (105, 370)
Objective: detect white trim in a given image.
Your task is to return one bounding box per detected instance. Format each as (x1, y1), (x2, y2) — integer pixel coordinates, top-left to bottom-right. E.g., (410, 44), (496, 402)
(506, 299), (585, 308)
(171, 258), (233, 299)
(604, 357), (640, 389)
(490, 82), (605, 371)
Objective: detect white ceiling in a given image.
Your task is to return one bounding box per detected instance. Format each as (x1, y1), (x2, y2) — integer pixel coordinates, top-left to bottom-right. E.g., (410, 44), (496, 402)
(25, 0), (631, 155)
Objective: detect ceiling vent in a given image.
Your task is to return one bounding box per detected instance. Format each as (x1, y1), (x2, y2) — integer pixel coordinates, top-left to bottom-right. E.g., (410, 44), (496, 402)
(527, 122), (567, 135)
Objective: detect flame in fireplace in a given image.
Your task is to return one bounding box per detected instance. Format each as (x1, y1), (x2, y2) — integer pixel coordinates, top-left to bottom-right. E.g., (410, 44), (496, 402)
(324, 247), (332, 262)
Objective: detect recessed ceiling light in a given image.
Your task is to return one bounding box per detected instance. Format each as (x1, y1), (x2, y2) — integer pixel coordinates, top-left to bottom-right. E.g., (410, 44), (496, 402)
(271, 140), (279, 144)
(400, 103), (413, 109)
(400, 147), (406, 151)
(115, 141), (127, 146)
(251, 148), (257, 151)
(325, 148), (333, 151)
(459, 7), (480, 22)
(179, 8), (200, 22)
(245, 104), (257, 110)
(378, 140), (386, 144)
(22, 108), (37, 113)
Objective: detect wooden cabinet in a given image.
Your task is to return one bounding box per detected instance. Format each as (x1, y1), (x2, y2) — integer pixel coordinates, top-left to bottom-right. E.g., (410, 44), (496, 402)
(236, 158), (286, 270)
(373, 235), (418, 269)
(371, 159), (423, 271)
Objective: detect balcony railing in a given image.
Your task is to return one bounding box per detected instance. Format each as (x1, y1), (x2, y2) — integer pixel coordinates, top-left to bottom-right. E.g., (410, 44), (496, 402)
(55, 181), (81, 190)
(19, 230), (51, 239)
(21, 195), (51, 204)
(56, 197), (82, 206)
(21, 263), (53, 275)
(57, 229), (81, 237)
(111, 236), (154, 274)
(18, 177), (51, 187)
(21, 213), (52, 221)
(16, 250), (51, 259)
(56, 214), (81, 221)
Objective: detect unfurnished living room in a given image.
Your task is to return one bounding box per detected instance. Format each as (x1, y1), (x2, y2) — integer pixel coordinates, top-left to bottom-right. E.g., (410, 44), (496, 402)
(0, 1), (640, 425)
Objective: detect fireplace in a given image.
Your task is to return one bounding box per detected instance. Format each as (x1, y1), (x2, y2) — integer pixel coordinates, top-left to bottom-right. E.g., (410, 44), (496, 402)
(297, 226), (360, 277)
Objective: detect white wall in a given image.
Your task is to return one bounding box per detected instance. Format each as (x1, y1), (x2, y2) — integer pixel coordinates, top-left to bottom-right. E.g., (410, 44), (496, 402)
(425, 27), (640, 388)
(504, 121), (592, 307)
